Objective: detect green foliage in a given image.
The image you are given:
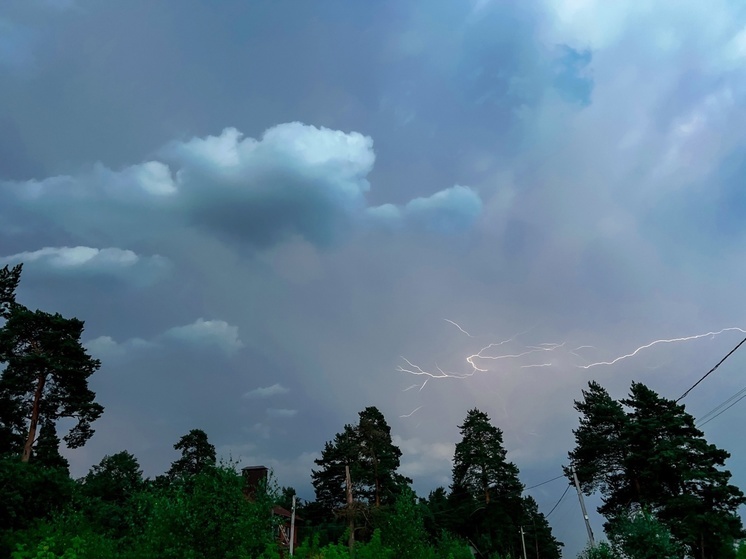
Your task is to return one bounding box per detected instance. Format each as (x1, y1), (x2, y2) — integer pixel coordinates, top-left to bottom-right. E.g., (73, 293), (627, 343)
(380, 488), (429, 558)
(607, 510), (682, 559)
(569, 381), (746, 559)
(0, 457), (74, 556)
(452, 408), (523, 506)
(78, 451), (144, 538)
(30, 423), (69, 473)
(450, 408), (538, 559)
(10, 511), (119, 559)
(522, 495), (563, 559)
(0, 305), (103, 452)
(577, 542), (621, 559)
(166, 428), (216, 481)
(134, 462), (277, 559)
(312, 406), (410, 515)
(0, 263), (22, 319)
(434, 530), (473, 559)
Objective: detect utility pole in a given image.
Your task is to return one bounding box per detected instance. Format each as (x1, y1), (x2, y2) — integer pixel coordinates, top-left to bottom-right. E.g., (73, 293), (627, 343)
(571, 465), (595, 547)
(520, 526), (528, 559)
(346, 464), (355, 555)
(289, 495), (296, 556)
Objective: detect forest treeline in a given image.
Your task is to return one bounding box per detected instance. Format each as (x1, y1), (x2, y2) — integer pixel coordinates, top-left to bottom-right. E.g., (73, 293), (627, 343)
(1, 263), (745, 559)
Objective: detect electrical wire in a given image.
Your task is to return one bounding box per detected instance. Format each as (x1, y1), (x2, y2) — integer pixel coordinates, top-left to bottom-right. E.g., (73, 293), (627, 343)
(675, 336), (746, 402)
(545, 485), (570, 518)
(698, 390), (746, 427)
(697, 385), (746, 424)
(525, 474), (565, 491)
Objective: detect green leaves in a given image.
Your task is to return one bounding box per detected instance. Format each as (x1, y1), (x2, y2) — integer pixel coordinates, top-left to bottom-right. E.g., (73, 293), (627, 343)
(166, 429), (217, 481)
(0, 305), (103, 456)
(311, 406), (409, 513)
(569, 380), (746, 559)
(0, 264), (22, 320)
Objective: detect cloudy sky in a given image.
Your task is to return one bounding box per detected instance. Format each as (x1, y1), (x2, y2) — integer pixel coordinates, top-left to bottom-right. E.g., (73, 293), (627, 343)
(4, 0), (746, 554)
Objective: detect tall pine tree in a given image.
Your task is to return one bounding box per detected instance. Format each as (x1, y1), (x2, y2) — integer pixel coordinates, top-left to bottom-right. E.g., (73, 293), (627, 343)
(569, 380), (745, 559)
(0, 282), (103, 461)
(312, 406), (410, 512)
(450, 408), (559, 558)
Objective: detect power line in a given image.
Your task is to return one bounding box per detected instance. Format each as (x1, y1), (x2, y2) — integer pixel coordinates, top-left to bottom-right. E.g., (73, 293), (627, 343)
(675, 336), (746, 402)
(525, 474), (565, 490)
(545, 485), (570, 518)
(698, 390), (746, 427)
(697, 385), (746, 424)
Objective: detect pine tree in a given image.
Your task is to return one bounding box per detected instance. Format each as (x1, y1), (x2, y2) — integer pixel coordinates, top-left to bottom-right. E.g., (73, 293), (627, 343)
(452, 408), (523, 505)
(450, 408), (525, 557)
(0, 264), (22, 319)
(311, 407), (410, 513)
(30, 421), (69, 472)
(0, 305), (103, 462)
(167, 429), (216, 480)
(569, 380), (746, 559)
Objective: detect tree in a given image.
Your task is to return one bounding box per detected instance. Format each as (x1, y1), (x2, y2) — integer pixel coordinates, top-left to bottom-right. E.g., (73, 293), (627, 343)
(607, 509), (682, 559)
(138, 464), (278, 559)
(357, 406), (410, 507)
(0, 305), (103, 462)
(450, 408), (526, 558)
(380, 487), (429, 559)
(167, 428), (216, 480)
(30, 421), (69, 472)
(569, 380), (746, 559)
(0, 264), (22, 319)
(452, 408), (523, 505)
(80, 451), (144, 538)
(522, 495), (563, 559)
(312, 407), (410, 513)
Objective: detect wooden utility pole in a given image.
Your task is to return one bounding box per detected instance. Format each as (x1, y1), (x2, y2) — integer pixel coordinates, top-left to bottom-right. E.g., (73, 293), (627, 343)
(571, 465), (595, 547)
(346, 465), (355, 554)
(289, 495), (296, 556)
(520, 526), (528, 559)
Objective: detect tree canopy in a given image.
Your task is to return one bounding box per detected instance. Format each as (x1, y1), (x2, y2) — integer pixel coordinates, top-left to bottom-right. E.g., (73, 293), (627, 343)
(167, 428), (217, 480)
(569, 380), (745, 559)
(0, 268), (103, 462)
(311, 406), (410, 514)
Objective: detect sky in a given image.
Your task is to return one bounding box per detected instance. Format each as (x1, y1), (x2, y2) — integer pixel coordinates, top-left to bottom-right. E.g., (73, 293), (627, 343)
(3, 0), (746, 555)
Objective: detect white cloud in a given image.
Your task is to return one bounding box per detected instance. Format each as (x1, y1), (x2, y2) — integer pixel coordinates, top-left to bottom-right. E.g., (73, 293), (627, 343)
(243, 383), (290, 399)
(84, 335), (155, 359)
(367, 185), (483, 234)
(87, 318), (244, 359)
(0, 246), (169, 284)
(162, 318), (244, 355)
(0, 123), (483, 250)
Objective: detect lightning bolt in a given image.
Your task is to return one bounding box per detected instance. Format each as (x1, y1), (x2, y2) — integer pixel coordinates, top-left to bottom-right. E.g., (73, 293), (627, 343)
(443, 319), (474, 337)
(578, 327), (746, 369)
(400, 405), (423, 418)
(397, 322), (746, 398)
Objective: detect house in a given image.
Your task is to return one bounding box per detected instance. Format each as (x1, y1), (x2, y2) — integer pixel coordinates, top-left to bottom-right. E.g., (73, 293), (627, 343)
(242, 465), (300, 552)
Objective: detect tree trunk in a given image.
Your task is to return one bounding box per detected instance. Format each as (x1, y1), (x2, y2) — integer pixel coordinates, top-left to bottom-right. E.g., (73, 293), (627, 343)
(22, 372), (46, 462)
(374, 458), (380, 507)
(483, 466), (490, 504)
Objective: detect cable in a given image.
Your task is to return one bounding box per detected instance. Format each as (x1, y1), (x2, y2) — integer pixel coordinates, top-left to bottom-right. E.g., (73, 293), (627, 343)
(699, 392), (746, 427)
(697, 386), (746, 424)
(545, 485), (570, 518)
(525, 474), (565, 490)
(675, 336), (746, 402)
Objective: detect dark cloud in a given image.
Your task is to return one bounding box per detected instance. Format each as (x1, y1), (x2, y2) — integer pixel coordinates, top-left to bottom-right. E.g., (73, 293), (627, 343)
(4, 1), (746, 555)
